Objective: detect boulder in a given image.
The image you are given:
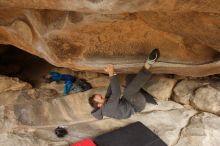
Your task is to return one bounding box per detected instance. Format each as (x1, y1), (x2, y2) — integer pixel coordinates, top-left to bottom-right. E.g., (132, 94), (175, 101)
(172, 80), (206, 105)
(0, 133), (48, 146)
(143, 75), (177, 100)
(132, 108), (197, 146)
(175, 112), (220, 146)
(0, 76), (32, 93)
(32, 108), (197, 146)
(13, 88), (106, 126)
(191, 85), (220, 116)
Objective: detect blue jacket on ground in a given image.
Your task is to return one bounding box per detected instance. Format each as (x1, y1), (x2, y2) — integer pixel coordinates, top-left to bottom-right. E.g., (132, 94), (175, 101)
(50, 72), (76, 94)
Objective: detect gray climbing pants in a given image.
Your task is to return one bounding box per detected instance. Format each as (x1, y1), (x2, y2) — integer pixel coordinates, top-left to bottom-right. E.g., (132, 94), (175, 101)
(123, 68), (152, 112)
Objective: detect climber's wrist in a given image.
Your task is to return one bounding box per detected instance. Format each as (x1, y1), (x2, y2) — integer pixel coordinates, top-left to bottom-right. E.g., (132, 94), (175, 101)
(109, 72), (117, 77)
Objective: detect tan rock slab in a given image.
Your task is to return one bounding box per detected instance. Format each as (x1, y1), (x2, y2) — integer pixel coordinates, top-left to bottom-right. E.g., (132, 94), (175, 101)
(0, 76), (32, 93)
(143, 75), (177, 100)
(0, 133), (48, 146)
(35, 108), (196, 145)
(173, 80), (206, 105)
(175, 112), (220, 146)
(191, 85), (220, 116)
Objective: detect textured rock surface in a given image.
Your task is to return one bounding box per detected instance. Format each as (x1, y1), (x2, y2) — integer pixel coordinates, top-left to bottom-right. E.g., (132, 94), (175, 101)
(0, 1), (220, 76)
(143, 75), (177, 100)
(191, 85), (220, 116)
(13, 88), (105, 126)
(0, 76), (32, 92)
(131, 108), (197, 146)
(0, 74), (220, 146)
(173, 79), (220, 116)
(173, 80), (206, 105)
(0, 133), (48, 146)
(175, 112), (220, 146)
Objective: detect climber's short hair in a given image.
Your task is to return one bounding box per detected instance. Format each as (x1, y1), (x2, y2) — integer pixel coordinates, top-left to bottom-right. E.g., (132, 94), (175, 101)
(89, 94), (98, 109)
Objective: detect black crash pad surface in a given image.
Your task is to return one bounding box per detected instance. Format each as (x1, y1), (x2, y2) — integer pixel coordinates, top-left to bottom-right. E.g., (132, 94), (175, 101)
(94, 121), (167, 146)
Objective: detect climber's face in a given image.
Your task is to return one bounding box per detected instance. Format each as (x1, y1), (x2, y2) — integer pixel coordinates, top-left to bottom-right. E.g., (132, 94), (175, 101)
(93, 94), (106, 108)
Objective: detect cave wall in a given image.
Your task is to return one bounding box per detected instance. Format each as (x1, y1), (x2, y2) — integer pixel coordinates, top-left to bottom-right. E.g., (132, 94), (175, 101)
(0, 0), (220, 76)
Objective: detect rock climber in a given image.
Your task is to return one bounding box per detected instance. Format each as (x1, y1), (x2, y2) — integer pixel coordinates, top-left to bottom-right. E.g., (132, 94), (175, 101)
(89, 48), (160, 120)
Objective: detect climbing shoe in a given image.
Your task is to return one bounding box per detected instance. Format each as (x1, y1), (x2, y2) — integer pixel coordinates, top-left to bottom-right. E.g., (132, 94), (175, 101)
(147, 48), (160, 65)
(55, 127), (68, 138)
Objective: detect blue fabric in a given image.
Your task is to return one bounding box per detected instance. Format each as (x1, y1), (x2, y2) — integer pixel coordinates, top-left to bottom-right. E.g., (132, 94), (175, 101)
(49, 71), (91, 94)
(50, 72), (76, 83)
(50, 71), (77, 94)
(50, 72), (62, 82)
(61, 74), (76, 82)
(64, 81), (73, 95)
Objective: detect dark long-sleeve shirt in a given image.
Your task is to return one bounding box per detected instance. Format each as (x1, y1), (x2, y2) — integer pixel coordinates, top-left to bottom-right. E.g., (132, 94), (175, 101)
(91, 75), (135, 120)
